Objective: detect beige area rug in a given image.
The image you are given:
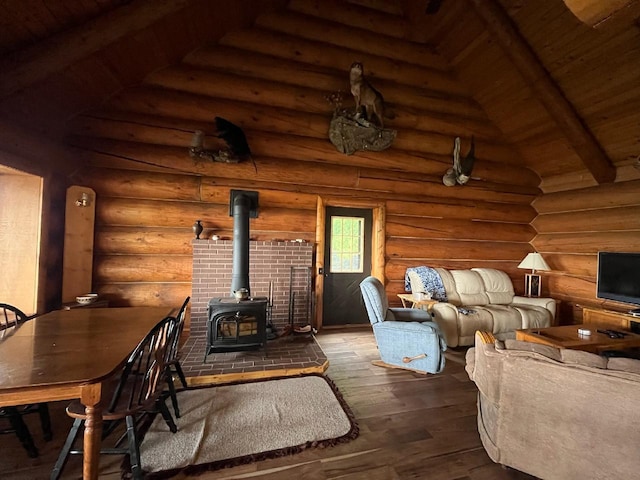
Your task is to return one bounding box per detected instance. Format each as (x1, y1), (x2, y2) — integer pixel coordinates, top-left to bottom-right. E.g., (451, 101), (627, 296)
(139, 374), (358, 479)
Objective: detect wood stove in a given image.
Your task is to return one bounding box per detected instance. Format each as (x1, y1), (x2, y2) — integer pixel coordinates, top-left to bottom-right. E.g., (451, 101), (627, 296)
(204, 189), (268, 360)
(205, 297), (268, 358)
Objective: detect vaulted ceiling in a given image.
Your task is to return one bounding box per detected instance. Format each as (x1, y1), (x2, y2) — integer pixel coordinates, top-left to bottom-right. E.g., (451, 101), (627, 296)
(1, 0), (639, 191)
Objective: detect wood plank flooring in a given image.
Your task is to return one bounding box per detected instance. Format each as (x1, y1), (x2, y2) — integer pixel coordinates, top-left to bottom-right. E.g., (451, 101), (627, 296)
(0, 328), (536, 479)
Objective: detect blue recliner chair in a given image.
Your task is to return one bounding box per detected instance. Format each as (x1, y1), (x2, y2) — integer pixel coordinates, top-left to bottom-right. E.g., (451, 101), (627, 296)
(359, 276), (447, 374)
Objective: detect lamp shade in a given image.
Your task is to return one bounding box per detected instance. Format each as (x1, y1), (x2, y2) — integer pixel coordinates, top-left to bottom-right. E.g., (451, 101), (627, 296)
(517, 253), (550, 272)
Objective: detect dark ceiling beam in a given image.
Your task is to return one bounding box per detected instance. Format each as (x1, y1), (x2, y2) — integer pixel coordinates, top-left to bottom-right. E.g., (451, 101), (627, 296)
(0, 0), (190, 100)
(466, 0), (616, 184)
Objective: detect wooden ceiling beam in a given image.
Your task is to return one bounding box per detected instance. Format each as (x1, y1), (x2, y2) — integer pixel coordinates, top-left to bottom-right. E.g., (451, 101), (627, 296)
(0, 0), (190, 100)
(466, 0), (616, 184)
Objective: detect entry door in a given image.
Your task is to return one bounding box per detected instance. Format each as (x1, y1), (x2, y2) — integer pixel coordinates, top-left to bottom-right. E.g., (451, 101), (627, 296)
(322, 207), (372, 326)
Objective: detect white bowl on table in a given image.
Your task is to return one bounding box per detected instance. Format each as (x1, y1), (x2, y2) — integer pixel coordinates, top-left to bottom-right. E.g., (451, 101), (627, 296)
(76, 293), (98, 305)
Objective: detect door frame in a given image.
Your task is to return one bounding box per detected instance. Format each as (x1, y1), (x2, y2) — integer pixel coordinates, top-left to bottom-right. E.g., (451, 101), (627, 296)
(315, 196), (385, 329)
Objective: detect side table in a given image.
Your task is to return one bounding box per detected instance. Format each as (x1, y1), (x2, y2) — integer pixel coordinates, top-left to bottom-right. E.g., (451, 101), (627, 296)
(397, 293), (438, 312)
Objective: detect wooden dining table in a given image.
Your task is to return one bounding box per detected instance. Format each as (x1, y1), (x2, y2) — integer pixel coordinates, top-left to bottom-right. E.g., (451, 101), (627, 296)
(0, 306), (173, 479)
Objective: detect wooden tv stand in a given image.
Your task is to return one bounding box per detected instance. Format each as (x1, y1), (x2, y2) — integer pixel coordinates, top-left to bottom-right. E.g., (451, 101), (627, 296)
(582, 307), (640, 330)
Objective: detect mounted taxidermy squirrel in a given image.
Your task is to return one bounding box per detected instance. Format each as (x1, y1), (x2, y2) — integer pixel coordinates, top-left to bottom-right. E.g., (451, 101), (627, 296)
(349, 62), (388, 128)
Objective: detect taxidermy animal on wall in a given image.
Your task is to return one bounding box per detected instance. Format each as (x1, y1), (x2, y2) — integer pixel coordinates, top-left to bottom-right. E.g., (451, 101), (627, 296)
(443, 136), (475, 186)
(214, 116), (251, 161)
(189, 117), (256, 172)
(349, 62), (387, 128)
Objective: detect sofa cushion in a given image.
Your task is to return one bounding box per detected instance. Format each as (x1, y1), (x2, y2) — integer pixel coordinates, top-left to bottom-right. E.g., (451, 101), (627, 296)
(451, 270), (489, 306)
(472, 268), (515, 305)
(436, 268), (461, 305)
(608, 357), (640, 374)
(511, 304), (552, 329)
(458, 307), (494, 337)
(560, 349), (608, 369)
(483, 305), (522, 334)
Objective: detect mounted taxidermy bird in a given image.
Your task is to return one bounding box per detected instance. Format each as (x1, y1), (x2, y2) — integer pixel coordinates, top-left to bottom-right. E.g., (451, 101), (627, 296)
(214, 116), (251, 161)
(443, 136), (475, 186)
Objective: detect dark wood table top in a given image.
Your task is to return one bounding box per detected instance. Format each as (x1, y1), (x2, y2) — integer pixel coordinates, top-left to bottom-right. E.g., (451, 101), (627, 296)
(0, 306), (174, 479)
(0, 306), (173, 397)
(516, 323), (640, 353)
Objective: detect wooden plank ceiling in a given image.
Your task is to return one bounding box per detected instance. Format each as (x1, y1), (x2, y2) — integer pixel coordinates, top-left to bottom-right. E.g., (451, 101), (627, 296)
(0, 0), (639, 190)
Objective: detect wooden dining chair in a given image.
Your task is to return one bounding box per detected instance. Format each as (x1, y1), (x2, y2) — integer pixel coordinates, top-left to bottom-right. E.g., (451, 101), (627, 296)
(0, 303), (52, 458)
(164, 296), (190, 418)
(50, 315), (178, 480)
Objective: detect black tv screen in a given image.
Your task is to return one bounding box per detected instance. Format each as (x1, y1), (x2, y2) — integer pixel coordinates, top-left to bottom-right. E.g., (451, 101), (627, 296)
(597, 252), (640, 306)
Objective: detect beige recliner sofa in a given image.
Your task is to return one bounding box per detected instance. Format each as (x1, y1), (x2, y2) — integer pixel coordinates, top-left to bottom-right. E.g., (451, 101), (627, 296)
(466, 331), (640, 480)
(408, 268), (555, 347)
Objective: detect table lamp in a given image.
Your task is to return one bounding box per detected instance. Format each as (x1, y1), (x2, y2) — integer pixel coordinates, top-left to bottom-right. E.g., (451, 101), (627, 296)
(517, 252), (550, 297)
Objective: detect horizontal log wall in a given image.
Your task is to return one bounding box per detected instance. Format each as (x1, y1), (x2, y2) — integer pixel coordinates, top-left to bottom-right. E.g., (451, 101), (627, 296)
(3, 0), (638, 327)
(532, 180), (640, 322)
(66, 0), (540, 314)
(394, 0), (640, 322)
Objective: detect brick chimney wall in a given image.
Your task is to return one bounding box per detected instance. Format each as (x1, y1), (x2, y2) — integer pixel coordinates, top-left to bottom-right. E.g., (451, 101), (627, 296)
(191, 240), (314, 340)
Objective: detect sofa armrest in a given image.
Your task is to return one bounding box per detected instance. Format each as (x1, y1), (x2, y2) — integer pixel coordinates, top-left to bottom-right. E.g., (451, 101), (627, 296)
(430, 302), (460, 347)
(387, 307), (431, 322)
(375, 320), (447, 353)
(512, 296), (556, 320)
(376, 320), (440, 334)
(467, 331), (504, 402)
(465, 331), (496, 379)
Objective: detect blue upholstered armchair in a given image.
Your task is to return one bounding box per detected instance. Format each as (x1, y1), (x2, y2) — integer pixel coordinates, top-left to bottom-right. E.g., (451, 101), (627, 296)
(360, 276), (447, 374)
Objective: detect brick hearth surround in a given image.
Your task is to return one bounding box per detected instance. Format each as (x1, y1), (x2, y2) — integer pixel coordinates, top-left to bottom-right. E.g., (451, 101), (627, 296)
(180, 239), (326, 381)
(191, 239), (314, 341)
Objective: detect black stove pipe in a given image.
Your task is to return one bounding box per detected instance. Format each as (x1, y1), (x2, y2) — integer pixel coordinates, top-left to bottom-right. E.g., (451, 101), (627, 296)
(231, 193), (251, 295)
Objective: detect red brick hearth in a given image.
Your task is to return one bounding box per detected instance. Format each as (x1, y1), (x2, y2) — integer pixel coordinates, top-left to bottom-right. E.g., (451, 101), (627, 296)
(180, 239), (326, 383)
(180, 334), (328, 384)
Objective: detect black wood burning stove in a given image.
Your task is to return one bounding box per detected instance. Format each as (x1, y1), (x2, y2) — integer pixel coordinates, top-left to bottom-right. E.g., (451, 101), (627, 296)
(204, 190), (268, 360)
(205, 297), (268, 358)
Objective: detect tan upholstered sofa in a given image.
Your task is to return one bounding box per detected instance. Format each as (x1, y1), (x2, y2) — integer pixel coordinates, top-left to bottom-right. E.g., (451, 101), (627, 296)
(408, 267), (555, 347)
(466, 331), (640, 480)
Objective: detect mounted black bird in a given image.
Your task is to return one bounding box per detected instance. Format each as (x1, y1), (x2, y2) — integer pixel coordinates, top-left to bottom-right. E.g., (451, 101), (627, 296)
(214, 117), (251, 161)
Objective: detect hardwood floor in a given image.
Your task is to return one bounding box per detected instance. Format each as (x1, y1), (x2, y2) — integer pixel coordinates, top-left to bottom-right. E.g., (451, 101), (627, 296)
(0, 328), (536, 479)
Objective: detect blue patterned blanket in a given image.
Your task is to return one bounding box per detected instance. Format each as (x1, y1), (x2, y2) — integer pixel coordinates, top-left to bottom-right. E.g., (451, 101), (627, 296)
(404, 266), (447, 302)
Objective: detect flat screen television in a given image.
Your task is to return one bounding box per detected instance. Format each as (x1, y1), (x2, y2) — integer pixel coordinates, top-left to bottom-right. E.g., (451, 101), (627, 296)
(597, 252), (640, 307)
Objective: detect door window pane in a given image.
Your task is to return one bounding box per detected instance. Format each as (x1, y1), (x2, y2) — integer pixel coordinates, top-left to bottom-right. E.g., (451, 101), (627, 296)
(329, 216), (364, 273)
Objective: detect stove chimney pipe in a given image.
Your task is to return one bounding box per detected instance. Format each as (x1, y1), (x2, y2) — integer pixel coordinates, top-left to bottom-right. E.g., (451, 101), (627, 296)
(230, 190), (258, 295)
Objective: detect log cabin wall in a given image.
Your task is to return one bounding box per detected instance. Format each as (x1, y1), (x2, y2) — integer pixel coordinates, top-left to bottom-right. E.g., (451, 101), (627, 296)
(3, 0), (639, 325)
(65, 0), (541, 319)
(532, 180), (640, 323)
(414, 0), (640, 323)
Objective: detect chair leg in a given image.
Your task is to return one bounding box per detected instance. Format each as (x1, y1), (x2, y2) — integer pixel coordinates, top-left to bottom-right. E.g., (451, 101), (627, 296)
(50, 418), (83, 480)
(173, 361), (188, 389)
(38, 403), (53, 441)
(165, 370), (180, 418)
(5, 406), (39, 458)
(156, 397), (177, 433)
(125, 415), (144, 480)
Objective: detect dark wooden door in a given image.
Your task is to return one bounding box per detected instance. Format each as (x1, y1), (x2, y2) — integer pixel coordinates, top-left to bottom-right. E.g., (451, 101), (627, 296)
(322, 207), (372, 326)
